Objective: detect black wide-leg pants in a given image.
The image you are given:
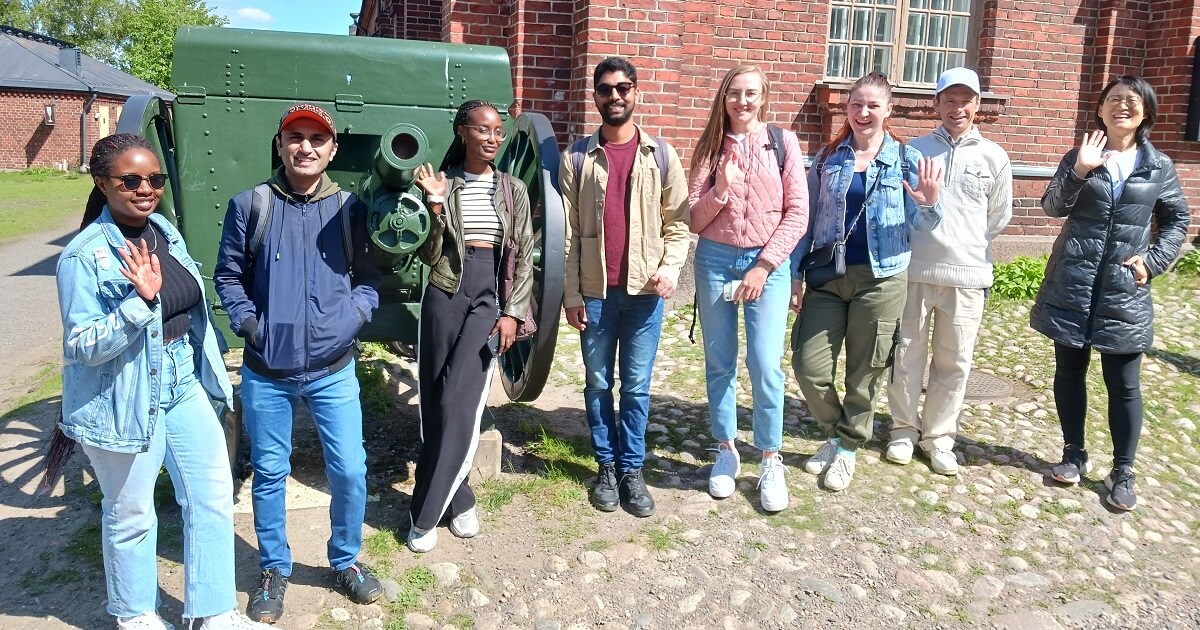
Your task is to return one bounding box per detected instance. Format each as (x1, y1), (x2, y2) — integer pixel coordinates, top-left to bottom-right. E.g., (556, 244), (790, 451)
(411, 246), (499, 530)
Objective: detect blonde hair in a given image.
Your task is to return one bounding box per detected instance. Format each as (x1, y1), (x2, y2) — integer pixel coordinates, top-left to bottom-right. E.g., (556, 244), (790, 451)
(822, 72), (901, 157)
(693, 65), (771, 174)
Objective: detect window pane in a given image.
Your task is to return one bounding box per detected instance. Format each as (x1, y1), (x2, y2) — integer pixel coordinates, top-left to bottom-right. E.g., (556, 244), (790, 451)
(827, 44), (848, 78)
(949, 16), (968, 48)
(947, 52), (965, 68)
(830, 6), (849, 40)
(874, 9), (894, 43)
(928, 14), (947, 47)
(850, 45), (869, 77)
(909, 0), (928, 8)
(876, 0), (896, 6)
(852, 8), (871, 41)
(952, 0), (970, 10)
(931, 0), (948, 9)
(906, 13), (927, 45)
(872, 47), (892, 74)
(924, 50), (944, 83)
(903, 49), (922, 83)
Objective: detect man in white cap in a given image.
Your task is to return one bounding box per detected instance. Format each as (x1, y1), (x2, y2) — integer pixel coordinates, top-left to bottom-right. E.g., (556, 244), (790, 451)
(886, 68), (1013, 475)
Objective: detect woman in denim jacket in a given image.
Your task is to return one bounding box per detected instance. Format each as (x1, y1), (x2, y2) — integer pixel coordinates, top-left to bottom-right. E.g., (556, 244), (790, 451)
(789, 72), (943, 492)
(57, 134), (265, 630)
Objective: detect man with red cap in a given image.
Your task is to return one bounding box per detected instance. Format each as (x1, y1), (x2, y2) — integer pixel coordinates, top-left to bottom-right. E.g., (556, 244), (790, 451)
(214, 103), (382, 623)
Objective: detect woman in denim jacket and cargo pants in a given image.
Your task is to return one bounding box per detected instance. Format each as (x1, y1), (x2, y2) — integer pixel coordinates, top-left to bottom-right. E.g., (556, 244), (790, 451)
(790, 72), (943, 492)
(57, 134), (266, 629)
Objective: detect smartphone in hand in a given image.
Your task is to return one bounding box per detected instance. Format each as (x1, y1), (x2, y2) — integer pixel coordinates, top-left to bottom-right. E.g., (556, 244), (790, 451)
(487, 330), (500, 357)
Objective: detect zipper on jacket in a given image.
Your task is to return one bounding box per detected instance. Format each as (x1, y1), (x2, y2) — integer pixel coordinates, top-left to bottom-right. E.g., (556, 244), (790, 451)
(302, 203), (311, 374)
(1083, 170), (1117, 345)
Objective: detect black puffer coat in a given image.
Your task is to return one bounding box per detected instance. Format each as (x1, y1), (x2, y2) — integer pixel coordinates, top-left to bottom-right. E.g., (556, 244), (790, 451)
(1030, 141), (1191, 354)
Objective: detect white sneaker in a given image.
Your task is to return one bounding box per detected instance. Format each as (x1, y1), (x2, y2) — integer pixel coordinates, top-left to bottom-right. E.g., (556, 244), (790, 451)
(450, 507), (480, 538)
(407, 524), (437, 553)
(758, 454), (789, 512)
(197, 609), (273, 629)
(117, 614), (175, 630)
(804, 439), (839, 475)
(886, 438), (914, 465)
(823, 449), (856, 492)
(708, 444), (741, 498)
(930, 448), (960, 476)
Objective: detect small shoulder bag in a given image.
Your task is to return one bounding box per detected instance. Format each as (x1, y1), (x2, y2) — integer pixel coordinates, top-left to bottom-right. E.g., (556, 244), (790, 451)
(497, 173), (537, 341)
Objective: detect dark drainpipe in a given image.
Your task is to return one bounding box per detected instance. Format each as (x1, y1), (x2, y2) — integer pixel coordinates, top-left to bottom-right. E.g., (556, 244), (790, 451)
(80, 91), (98, 170)
(58, 47), (97, 170)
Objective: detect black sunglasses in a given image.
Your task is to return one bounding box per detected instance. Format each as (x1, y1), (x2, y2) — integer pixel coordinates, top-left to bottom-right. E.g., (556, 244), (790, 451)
(596, 82), (635, 98)
(111, 174), (168, 191)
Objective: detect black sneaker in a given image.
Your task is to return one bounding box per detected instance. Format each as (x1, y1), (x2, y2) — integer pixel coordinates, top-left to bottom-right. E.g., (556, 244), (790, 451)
(1050, 444), (1091, 484)
(247, 568), (288, 624)
(1105, 466), (1137, 511)
(619, 468), (655, 518)
(332, 562), (382, 604)
(591, 462), (619, 512)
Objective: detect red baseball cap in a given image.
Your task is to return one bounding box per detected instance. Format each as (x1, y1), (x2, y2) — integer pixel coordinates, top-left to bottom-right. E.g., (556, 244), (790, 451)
(277, 103), (337, 140)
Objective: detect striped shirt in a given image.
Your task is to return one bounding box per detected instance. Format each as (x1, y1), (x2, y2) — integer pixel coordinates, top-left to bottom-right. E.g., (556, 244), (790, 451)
(460, 171), (503, 245)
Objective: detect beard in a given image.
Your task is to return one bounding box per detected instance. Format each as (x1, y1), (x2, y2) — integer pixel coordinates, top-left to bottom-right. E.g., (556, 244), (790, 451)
(600, 102), (634, 126)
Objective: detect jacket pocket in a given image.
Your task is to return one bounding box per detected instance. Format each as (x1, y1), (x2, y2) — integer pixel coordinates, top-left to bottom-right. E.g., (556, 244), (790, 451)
(962, 167), (992, 200)
(871, 318), (900, 369)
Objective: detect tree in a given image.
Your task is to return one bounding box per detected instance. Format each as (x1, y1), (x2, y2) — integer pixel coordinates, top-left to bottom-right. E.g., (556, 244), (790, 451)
(119, 0), (227, 89)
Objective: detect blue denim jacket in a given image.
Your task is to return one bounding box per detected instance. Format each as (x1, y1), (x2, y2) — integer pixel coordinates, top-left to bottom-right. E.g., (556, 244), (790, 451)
(790, 134), (942, 279)
(57, 207), (233, 453)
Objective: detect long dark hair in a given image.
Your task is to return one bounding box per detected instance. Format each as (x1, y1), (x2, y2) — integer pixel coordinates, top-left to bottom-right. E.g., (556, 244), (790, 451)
(1095, 76), (1158, 146)
(439, 100), (500, 171)
(823, 72), (901, 157)
(81, 133), (154, 230)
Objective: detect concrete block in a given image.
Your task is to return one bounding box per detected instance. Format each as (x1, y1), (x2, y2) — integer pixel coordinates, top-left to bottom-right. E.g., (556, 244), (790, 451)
(471, 428), (503, 482)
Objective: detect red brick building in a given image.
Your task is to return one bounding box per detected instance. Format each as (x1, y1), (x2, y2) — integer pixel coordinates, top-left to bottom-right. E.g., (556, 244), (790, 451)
(355, 0), (1200, 241)
(0, 26), (171, 171)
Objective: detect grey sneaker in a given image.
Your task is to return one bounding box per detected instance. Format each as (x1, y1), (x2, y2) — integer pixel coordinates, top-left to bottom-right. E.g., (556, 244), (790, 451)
(758, 453), (789, 512)
(823, 448), (857, 492)
(804, 438), (839, 475)
(1105, 466), (1137, 511)
(1050, 445), (1091, 484)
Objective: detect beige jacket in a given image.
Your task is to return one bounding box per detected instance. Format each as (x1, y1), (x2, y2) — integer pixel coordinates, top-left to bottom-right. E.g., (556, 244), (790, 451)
(559, 126), (691, 308)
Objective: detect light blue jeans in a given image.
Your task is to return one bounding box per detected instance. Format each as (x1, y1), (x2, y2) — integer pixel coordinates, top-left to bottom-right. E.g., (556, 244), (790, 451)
(82, 335), (235, 622)
(581, 291), (665, 473)
(241, 359), (366, 574)
(695, 238), (791, 452)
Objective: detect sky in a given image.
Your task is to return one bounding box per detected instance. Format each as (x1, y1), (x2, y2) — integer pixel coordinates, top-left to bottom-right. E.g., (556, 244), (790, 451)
(212, 1), (363, 36)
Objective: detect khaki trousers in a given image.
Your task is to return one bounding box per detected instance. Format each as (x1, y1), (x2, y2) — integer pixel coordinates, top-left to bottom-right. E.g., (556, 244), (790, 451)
(887, 282), (985, 452)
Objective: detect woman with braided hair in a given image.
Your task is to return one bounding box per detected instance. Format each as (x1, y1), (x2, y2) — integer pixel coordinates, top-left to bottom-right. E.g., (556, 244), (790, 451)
(56, 133), (268, 629)
(407, 100), (534, 552)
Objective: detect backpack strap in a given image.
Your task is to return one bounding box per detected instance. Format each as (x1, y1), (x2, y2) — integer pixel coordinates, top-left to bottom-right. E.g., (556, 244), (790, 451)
(899, 142), (909, 181)
(651, 135), (669, 189)
(568, 136), (590, 187)
(246, 183), (273, 266)
(337, 190), (354, 269)
(766, 124), (787, 176)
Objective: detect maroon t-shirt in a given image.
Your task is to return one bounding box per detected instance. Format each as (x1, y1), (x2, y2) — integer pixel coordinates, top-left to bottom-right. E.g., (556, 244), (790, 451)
(601, 130), (638, 288)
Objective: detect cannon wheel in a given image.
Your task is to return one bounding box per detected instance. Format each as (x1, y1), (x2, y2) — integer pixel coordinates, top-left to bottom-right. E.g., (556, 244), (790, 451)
(498, 113), (565, 402)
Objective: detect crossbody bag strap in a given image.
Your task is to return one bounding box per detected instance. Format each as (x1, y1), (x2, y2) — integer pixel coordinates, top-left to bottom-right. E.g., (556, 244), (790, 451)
(839, 173), (882, 246)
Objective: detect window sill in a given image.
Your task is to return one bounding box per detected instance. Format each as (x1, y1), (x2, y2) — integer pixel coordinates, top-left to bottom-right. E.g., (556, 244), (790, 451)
(814, 81), (1010, 119)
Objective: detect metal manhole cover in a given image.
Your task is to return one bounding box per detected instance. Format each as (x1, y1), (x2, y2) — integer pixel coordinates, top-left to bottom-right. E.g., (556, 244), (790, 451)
(922, 370), (1013, 400)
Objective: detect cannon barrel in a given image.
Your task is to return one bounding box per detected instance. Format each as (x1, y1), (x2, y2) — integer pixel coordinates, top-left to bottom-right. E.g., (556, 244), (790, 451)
(374, 123), (430, 190)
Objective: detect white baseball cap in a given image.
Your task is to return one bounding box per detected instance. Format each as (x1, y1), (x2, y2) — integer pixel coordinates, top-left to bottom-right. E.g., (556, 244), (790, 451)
(935, 67), (981, 96)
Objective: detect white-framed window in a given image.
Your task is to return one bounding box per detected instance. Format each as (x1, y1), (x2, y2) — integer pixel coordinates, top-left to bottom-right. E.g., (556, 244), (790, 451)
(825, 0), (975, 86)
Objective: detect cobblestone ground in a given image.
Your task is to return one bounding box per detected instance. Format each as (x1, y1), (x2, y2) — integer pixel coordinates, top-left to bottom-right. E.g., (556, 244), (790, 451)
(4, 276), (1199, 629)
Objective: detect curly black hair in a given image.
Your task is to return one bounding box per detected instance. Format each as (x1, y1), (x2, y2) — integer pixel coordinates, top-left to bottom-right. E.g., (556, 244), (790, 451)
(81, 133), (154, 229)
(438, 99), (500, 171)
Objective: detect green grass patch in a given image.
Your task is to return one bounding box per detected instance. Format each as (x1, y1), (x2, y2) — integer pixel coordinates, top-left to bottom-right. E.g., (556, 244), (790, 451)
(1, 364), (63, 421)
(584, 538), (614, 553)
(447, 614), (474, 629)
(641, 520), (688, 552)
(62, 521), (104, 569)
(19, 552), (83, 596)
(1173, 249), (1200, 276)
(384, 565), (437, 627)
(357, 360), (395, 418)
(0, 170), (92, 243)
(363, 528), (404, 576)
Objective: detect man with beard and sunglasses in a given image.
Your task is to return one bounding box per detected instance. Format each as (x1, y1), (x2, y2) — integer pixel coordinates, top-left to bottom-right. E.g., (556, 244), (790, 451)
(560, 57), (691, 518)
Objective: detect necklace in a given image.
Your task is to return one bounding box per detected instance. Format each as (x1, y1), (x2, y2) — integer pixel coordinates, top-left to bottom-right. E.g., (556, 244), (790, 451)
(143, 224), (158, 253)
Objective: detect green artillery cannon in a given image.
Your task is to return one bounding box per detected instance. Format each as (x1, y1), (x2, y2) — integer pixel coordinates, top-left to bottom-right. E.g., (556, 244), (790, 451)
(116, 27), (566, 461)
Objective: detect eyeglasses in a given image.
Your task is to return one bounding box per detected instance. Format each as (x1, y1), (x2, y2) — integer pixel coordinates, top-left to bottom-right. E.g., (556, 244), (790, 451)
(1104, 95), (1143, 108)
(465, 125), (507, 142)
(725, 90), (762, 104)
(111, 174), (168, 191)
(595, 82), (635, 98)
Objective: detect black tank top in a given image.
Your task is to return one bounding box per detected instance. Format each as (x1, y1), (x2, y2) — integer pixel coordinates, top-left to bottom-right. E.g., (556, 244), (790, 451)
(115, 221), (200, 340)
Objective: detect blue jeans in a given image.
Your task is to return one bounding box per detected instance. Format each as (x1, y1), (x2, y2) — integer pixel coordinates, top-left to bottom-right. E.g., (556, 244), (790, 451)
(82, 335), (235, 621)
(581, 291), (664, 473)
(242, 359), (366, 574)
(694, 238), (791, 452)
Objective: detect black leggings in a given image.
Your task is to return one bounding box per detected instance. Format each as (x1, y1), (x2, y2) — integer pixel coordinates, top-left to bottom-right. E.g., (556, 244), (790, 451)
(1053, 342), (1143, 468)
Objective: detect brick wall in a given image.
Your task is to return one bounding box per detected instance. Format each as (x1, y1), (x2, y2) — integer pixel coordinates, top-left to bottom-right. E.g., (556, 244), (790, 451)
(0, 90), (126, 171)
(358, 0), (1200, 240)
(356, 0), (441, 40)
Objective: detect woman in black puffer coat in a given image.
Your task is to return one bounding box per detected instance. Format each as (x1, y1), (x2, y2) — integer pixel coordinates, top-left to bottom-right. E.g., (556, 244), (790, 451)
(1031, 76), (1191, 512)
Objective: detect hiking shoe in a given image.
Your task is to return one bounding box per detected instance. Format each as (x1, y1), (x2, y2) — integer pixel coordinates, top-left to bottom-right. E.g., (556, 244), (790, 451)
(619, 469), (655, 518)
(930, 448), (960, 476)
(118, 613), (175, 630)
(591, 462), (619, 512)
(758, 453), (789, 512)
(823, 448), (856, 492)
(804, 438), (839, 475)
(1105, 466), (1137, 511)
(1050, 445), (1091, 484)
(450, 507), (480, 538)
(886, 438), (914, 465)
(407, 524), (437, 553)
(708, 444), (741, 499)
(198, 609), (273, 629)
(332, 562), (383, 604)
(247, 568), (287, 624)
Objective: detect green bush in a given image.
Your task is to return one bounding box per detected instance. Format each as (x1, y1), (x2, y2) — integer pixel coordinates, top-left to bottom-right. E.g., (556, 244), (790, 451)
(1174, 249), (1200, 276)
(991, 255), (1048, 300)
